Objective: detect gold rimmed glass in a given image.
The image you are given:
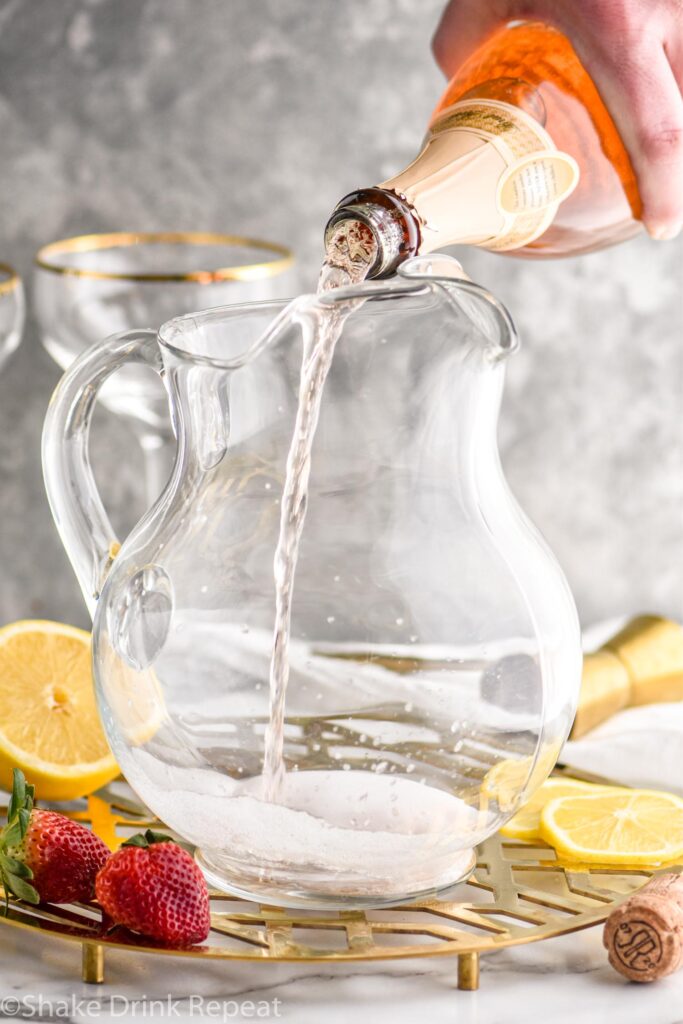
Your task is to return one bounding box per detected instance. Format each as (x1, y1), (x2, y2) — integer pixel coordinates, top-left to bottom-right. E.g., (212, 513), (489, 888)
(34, 232), (295, 502)
(0, 263), (25, 372)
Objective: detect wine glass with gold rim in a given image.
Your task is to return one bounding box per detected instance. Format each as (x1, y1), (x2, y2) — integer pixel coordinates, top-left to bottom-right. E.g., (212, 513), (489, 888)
(0, 262), (25, 372)
(34, 232), (295, 503)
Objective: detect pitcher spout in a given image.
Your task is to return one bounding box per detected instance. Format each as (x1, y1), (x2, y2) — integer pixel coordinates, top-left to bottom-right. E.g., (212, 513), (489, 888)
(398, 254), (519, 364)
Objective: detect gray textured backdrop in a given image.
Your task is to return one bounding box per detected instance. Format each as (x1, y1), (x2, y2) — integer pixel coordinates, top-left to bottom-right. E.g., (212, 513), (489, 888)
(0, 0), (681, 630)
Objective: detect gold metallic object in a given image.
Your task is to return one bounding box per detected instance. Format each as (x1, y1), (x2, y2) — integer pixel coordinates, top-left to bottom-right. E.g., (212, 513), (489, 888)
(34, 232), (294, 283)
(0, 782), (678, 991)
(0, 263), (20, 296)
(82, 943), (104, 984)
(572, 616), (683, 738)
(457, 951), (480, 990)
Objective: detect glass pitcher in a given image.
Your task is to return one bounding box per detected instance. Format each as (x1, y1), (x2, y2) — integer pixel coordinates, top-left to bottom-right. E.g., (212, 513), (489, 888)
(42, 255), (581, 909)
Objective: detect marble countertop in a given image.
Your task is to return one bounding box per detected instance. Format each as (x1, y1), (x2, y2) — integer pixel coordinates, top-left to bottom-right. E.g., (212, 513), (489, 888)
(1, 917), (681, 1023)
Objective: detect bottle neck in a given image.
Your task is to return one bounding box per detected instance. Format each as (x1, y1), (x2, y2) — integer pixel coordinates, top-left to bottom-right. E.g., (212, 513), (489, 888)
(326, 88), (580, 275)
(324, 187), (420, 279)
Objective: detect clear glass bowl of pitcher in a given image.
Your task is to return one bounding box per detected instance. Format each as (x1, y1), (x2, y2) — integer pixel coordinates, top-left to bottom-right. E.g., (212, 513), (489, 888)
(42, 255), (581, 909)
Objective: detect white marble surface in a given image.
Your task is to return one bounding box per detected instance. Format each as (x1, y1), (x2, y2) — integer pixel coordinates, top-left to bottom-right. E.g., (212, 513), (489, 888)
(1, 919), (681, 1023)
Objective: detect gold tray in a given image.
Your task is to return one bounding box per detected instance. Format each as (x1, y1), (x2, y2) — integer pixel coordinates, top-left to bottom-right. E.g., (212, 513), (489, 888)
(1, 779), (678, 991)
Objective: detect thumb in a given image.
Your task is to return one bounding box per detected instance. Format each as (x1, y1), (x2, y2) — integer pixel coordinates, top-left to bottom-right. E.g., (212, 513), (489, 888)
(432, 0), (509, 78)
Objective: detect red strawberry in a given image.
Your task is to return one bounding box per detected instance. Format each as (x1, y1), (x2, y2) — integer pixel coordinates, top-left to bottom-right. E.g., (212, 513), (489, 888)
(0, 769), (110, 905)
(95, 829), (210, 947)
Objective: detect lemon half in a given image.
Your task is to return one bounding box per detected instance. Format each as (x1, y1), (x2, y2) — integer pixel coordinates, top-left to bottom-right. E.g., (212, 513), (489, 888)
(0, 620), (119, 800)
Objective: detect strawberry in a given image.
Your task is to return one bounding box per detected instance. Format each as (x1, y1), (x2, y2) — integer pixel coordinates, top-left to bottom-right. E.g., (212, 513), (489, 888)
(95, 829), (210, 947)
(0, 769), (110, 906)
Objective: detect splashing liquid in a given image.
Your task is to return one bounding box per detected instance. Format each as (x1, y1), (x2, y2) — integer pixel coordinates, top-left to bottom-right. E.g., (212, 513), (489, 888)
(262, 222), (377, 800)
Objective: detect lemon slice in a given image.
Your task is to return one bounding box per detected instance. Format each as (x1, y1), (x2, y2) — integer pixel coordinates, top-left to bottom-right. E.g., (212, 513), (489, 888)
(482, 756), (535, 812)
(540, 789), (683, 865)
(501, 777), (611, 840)
(0, 620), (119, 800)
(482, 746), (559, 813)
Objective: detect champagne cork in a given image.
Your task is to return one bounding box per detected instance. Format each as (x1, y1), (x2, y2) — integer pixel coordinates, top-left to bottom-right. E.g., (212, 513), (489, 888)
(570, 616), (683, 739)
(603, 873), (683, 982)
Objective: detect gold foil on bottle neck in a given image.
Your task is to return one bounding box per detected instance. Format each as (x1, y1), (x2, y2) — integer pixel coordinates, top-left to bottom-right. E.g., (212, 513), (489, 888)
(381, 99), (579, 254)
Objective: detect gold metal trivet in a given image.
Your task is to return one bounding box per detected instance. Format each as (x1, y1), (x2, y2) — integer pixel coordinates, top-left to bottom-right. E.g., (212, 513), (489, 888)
(0, 782), (678, 991)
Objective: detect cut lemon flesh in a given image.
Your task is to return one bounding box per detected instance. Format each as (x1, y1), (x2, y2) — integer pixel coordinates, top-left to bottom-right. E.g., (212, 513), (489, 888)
(540, 789), (683, 865)
(482, 746), (559, 813)
(482, 756), (535, 812)
(0, 620), (119, 800)
(501, 777), (611, 840)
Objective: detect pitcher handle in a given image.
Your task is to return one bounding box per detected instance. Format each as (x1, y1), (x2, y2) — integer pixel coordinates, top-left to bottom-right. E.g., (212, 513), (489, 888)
(42, 328), (165, 618)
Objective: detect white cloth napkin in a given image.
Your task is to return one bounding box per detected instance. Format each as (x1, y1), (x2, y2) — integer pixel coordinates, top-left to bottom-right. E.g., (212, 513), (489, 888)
(562, 702), (683, 795)
(560, 618), (683, 795)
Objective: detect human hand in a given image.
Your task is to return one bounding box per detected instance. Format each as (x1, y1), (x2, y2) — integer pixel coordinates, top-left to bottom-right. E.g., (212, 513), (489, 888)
(433, 0), (683, 239)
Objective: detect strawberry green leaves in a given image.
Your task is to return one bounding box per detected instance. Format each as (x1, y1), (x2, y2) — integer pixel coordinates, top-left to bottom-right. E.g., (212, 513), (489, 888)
(0, 769), (39, 908)
(122, 829), (174, 849)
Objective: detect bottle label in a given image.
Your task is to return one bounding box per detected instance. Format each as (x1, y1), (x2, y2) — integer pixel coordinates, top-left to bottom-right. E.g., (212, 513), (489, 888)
(428, 99), (579, 250)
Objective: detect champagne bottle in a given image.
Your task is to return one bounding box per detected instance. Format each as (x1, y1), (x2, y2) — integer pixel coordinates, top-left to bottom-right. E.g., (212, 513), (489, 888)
(325, 21), (642, 278)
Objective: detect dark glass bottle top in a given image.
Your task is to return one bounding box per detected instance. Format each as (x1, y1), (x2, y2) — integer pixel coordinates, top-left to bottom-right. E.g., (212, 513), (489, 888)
(324, 187), (421, 279)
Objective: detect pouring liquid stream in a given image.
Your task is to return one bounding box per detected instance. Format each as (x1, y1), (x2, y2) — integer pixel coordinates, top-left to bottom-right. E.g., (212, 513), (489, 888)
(262, 222), (377, 801)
